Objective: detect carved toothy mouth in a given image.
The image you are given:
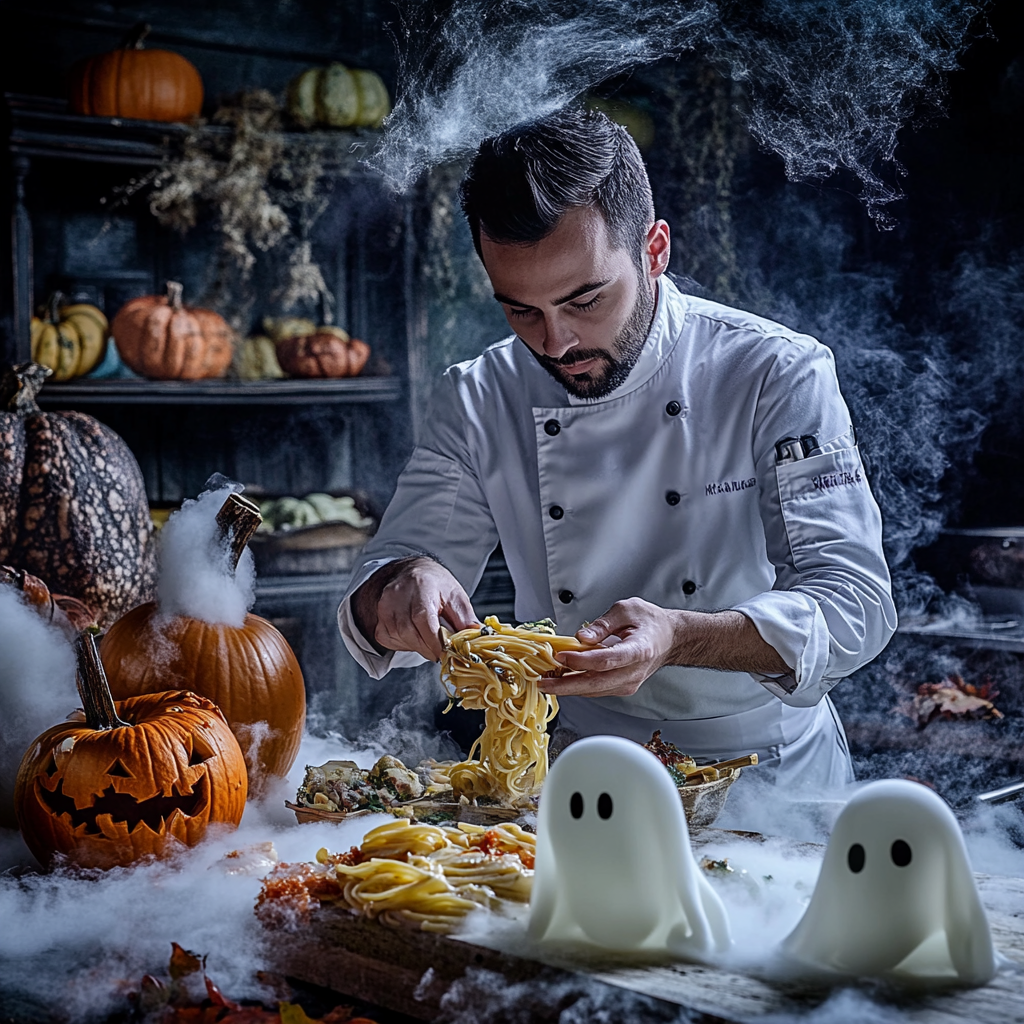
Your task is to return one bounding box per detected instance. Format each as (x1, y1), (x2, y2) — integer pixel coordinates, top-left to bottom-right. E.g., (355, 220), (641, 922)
(37, 775), (209, 836)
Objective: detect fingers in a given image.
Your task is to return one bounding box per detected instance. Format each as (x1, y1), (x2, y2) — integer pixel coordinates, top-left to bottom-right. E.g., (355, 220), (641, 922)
(442, 586), (480, 632)
(556, 641), (643, 673)
(576, 600), (641, 644)
(372, 560), (477, 661)
(541, 668), (644, 698)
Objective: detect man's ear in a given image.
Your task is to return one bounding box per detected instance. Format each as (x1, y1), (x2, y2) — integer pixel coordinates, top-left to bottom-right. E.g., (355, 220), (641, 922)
(646, 220), (671, 279)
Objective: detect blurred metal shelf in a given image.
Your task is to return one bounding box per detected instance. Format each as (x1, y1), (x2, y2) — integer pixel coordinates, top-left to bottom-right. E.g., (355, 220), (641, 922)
(899, 617), (1024, 653)
(36, 376), (403, 406)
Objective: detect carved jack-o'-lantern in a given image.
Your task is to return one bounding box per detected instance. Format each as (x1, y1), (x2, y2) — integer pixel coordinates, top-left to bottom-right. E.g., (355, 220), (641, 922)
(14, 634), (247, 869)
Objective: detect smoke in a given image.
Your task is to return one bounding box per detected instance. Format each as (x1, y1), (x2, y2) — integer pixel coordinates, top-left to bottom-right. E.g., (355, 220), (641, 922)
(0, 588), (77, 831)
(0, 731), (388, 1020)
(375, 0), (984, 224)
(437, 965), (698, 1023)
(719, 193), (997, 612)
(157, 482), (256, 628)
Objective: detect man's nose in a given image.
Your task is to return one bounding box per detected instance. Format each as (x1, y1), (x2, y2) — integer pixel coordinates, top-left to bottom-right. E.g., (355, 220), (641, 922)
(540, 315), (577, 359)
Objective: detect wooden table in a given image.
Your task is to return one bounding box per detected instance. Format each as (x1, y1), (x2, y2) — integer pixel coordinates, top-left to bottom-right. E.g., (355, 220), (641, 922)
(264, 831), (1024, 1023)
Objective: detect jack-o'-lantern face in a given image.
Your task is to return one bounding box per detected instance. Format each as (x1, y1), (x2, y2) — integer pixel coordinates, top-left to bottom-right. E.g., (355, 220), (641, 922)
(15, 689), (247, 870)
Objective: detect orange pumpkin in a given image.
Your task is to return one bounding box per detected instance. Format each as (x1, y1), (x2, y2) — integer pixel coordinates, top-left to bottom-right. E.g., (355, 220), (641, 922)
(111, 281), (234, 380)
(69, 23), (203, 123)
(100, 495), (306, 798)
(0, 564), (98, 635)
(15, 634), (246, 870)
(275, 326), (371, 378)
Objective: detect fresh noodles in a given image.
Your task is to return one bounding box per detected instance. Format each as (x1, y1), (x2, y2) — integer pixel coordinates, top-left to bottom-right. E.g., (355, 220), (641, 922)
(439, 616), (592, 803)
(256, 819), (536, 934)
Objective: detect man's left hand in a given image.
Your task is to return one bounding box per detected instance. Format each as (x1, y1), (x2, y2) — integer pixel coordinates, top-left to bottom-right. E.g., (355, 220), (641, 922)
(543, 597), (677, 697)
(542, 598), (792, 697)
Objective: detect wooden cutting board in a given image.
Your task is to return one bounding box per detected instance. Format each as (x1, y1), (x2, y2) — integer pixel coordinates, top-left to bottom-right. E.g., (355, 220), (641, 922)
(260, 830), (1024, 1023)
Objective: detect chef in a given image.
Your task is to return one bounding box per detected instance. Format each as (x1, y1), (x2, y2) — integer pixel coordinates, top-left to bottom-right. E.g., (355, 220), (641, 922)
(338, 106), (897, 786)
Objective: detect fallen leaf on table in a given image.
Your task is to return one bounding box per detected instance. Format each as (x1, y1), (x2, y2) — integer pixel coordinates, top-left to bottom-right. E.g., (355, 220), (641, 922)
(904, 673), (1004, 728)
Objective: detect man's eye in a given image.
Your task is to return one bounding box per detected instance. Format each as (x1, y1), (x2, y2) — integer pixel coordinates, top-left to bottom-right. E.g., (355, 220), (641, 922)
(508, 307), (534, 319)
(571, 296), (601, 312)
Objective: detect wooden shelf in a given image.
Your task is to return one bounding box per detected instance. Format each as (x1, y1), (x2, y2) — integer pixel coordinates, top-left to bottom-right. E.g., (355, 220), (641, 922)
(35, 376), (403, 406)
(5, 93), (381, 168)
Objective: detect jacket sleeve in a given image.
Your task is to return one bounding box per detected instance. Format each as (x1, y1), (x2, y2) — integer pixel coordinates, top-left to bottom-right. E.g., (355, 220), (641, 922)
(730, 338), (897, 707)
(337, 371), (499, 679)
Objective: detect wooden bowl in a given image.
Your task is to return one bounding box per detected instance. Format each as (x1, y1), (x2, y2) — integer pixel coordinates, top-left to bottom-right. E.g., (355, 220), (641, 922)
(679, 769), (742, 831)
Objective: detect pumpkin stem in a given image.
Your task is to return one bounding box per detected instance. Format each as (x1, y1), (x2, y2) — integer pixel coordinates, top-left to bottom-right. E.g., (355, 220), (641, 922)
(215, 493), (263, 573)
(165, 281), (185, 311)
(46, 292), (65, 325)
(0, 362), (52, 415)
(0, 565), (56, 621)
(76, 633), (130, 731)
(119, 22), (152, 50)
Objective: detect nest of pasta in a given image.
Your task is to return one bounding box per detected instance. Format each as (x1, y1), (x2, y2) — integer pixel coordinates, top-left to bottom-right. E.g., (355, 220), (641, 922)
(256, 819), (535, 934)
(439, 616), (593, 806)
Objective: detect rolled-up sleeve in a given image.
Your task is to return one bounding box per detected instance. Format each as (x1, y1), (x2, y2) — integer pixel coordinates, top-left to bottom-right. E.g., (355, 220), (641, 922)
(337, 373), (499, 679)
(732, 340), (897, 707)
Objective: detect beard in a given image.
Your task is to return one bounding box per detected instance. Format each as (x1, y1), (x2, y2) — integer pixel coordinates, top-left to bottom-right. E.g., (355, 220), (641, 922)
(530, 277), (657, 400)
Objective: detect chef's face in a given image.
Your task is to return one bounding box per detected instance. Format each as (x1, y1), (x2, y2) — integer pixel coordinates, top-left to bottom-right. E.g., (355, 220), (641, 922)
(480, 206), (670, 399)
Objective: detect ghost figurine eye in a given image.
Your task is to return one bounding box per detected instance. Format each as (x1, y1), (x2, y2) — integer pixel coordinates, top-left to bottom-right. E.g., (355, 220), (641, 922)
(598, 792), (613, 819)
(891, 839), (912, 867)
(570, 791), (584, 818)
(848, 843), (866, 873)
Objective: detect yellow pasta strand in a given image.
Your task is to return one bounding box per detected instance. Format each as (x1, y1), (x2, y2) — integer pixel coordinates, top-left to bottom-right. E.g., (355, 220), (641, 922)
(440, 616), (589, 802)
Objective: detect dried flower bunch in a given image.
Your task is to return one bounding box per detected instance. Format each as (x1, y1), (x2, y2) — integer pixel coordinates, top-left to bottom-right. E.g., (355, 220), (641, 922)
(148, 90), (356, 329)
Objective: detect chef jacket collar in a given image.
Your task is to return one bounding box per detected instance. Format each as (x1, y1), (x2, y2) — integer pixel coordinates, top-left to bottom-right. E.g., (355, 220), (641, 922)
(564, 276), (684, 406)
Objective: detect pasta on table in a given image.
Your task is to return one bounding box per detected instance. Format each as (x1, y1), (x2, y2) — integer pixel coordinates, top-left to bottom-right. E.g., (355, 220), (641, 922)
(256, 819), (536, 934)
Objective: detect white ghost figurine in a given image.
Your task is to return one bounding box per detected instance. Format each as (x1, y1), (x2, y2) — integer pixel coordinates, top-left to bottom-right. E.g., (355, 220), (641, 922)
(528, 735), (731, 959)
(782, 779), (995, 986)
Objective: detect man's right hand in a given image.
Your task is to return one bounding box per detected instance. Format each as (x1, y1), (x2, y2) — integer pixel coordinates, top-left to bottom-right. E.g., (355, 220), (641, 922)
(350, 556), (479, 662)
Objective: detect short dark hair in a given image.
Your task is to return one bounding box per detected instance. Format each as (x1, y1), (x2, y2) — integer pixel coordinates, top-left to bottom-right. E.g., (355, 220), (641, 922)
(459, 106), (655, 266)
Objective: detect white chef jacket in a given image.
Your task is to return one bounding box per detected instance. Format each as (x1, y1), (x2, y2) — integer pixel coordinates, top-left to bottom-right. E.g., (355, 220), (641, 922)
(338, 276), (896, 762)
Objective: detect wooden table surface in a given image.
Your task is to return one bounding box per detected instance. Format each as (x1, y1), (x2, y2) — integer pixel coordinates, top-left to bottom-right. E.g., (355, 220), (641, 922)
(263, 830), (1024, 1023)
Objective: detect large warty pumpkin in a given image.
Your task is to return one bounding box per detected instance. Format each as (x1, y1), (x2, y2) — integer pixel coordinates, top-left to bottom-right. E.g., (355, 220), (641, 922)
(0, 362), (157, 625)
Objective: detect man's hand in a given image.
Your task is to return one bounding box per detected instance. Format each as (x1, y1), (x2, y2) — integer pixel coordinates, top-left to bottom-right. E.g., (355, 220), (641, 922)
(351, 556), (479, 662)
(543, 598), (791, 698)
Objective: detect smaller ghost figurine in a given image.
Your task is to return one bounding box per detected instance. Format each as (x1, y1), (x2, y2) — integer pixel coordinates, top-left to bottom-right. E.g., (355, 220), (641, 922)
(528, 735), (731, 959)
(782, 779), (995, 986)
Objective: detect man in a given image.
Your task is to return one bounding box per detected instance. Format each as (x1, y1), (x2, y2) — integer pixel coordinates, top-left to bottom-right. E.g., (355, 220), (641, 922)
(338, 106), (896, 785)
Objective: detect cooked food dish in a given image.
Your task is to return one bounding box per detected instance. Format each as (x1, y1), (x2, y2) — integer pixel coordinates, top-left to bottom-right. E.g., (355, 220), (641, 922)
(295, 755), (456, 813)
(256, 818), (535, 933)
(644, 730), (758, 785)
(440, 617), (592, 804)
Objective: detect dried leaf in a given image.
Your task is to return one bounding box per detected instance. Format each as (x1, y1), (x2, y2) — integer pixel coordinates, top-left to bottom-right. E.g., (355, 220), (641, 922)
(169, 943), (206, 980)
(906, 673), (1004, 728)
(206, 975), (243, 1011)
(139, 974), (169, 1013)
(220, 1011), (283, 1024)
(278, 1003), (322, 1024)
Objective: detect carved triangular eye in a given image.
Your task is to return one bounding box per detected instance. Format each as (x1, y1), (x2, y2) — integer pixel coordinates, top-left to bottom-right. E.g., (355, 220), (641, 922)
(188, 732), (217, 767)
(44, 754), (59, 777)
(107, 759), (133, 778)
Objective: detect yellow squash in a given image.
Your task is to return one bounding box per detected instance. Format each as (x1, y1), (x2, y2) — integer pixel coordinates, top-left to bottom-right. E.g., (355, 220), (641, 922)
(30, 295), (108, 381)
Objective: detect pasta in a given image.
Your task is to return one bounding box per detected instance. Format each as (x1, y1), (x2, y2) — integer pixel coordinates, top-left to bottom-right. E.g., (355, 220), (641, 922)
(256, 819), (536, 934)
(439, 616), (591, 803)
